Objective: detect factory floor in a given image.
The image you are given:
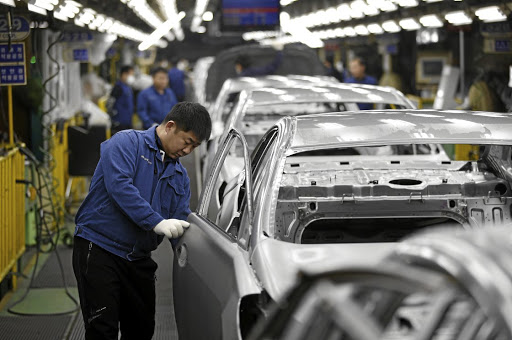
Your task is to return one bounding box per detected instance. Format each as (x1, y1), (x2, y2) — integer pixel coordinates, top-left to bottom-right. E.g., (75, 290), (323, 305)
(0, 149), (201, 339)
(0, 233), (179, 340)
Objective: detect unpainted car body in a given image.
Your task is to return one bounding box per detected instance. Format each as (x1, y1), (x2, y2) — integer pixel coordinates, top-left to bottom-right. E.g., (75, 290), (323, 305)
(249, 227), (512, 340)
(205, 43), (325, 102)
(174, 110), (512, 340)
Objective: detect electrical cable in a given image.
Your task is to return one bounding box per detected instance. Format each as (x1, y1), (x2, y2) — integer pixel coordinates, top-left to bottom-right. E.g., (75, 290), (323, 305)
(7, 145), (79, 316)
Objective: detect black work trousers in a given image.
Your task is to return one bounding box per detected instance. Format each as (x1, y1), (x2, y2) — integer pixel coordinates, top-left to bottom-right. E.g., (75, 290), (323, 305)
(72, 236), (157, 340)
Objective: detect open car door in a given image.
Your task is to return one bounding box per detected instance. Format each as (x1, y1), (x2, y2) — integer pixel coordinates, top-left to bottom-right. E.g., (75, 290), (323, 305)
(173, 128), (261, 340)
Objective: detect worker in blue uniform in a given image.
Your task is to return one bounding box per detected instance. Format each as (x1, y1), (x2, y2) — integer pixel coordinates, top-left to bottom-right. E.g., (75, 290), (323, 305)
(137, 67), (178, 129)
(235, 44), (284, 77)
(108, 65), (135, 132)
(345, 57), (378, 110)
(168, 58), (186, 102)
(72, 102), (212, 340)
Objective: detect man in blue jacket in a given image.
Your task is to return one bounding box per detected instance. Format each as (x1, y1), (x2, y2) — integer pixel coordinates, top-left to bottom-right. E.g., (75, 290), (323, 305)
(72, 102), (211, 340)
(168, 58), (186, 102)
(345, 57), (378, 110)
(108, 65), (135, 132)
(137, 67), (178, 129)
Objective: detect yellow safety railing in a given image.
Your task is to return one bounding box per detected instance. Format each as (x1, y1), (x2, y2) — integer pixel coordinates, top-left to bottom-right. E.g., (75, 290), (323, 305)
(0, 148), (26, 288)
(51, 121), (69, 224)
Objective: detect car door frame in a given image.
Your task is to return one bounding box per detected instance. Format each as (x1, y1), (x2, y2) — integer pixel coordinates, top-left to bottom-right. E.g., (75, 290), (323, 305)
(173, 128), (260, 340)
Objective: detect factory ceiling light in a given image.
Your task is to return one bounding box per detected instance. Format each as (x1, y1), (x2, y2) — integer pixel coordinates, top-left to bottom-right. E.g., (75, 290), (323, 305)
(382, 20), (401, 32)
(419, 14), (443, 27)
(28, 4), (47, 15)
(399, 17), (421, 30)
(367, 23), (384, 34)
(475, 6), (507, 23)
(445, 10), (473, 25)
(0, 0), (15, 7)
(138, 11), (185, 51)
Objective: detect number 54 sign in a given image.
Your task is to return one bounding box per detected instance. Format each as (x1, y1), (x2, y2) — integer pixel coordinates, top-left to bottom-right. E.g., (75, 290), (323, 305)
(0, 15), (30, 42)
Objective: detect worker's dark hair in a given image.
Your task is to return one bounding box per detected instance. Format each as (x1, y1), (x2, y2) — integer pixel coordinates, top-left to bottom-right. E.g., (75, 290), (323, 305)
(235, 54), (251, 69)
(151, 66), (168, 76)
(162, 102), (212, 142)
(120, 65), (133, 75)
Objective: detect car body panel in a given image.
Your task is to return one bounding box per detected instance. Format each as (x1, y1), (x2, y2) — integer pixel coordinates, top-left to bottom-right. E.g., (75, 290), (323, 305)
(251, 238), (395, 300)
(205, 44), (325, 102)
(177, 110), (512, 340)
(291, 110), (512, 153)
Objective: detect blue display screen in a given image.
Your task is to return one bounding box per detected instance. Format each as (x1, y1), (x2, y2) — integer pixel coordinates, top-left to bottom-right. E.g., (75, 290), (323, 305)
(222, 0), (280, 29)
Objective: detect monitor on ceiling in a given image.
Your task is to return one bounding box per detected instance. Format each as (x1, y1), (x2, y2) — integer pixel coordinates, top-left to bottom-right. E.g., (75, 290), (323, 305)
(221, 0), (280, 31)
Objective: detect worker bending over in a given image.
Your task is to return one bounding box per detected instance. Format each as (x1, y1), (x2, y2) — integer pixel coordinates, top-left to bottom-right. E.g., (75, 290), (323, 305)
(72, 102), (212, 340)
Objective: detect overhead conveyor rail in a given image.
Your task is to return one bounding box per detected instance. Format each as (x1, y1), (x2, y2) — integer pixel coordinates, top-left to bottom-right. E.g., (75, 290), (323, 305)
(0, 147), (25, 288)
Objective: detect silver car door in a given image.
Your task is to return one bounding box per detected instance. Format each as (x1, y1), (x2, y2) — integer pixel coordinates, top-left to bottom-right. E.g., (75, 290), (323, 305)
(173, 128), (261, 340)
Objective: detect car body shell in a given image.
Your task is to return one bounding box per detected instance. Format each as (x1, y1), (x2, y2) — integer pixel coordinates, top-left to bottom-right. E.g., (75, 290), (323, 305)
(174, 110), (512, 340)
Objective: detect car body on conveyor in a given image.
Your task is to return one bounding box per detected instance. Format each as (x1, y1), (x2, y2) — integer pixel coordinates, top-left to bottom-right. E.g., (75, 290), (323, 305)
(248, 226), (512, 340)
(173, 110), (512, 340)
(210, 75), (339, 133)
(203, 83), (418, 186)
(205, 43), (326, 103)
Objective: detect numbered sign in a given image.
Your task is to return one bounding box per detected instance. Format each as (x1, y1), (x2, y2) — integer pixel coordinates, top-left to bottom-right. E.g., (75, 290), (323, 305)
(0, 15), (30, 42)
(0, 42), (27, 86)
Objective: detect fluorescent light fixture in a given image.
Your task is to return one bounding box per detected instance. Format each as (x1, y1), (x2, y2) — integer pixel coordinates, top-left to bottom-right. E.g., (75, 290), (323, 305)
(420, 14), (443, 27)
(423, 0), (442, 2)
(367, 23), (384, 34)
(31, 0), (54, 11)
(326, 7), (339, 23)
(475, 6), (507, 23)
(334, 27), (345, 37)
(54, 11), (69, 21)
(28, 4), (47, 15)
(382, 20), (401, 32)
(396, 0), (419, 7)
(74, 18), (85, 27)
(139, 18), (179, 50)
(445, 11), (472, 25)
(202, 11), (213, 21)
(0, 0), (15, 7)
(281, 12), (323, 48)
(367, 0), (397, 12)
(337, 4), (352, 21)
(343, 26), (357, 37)
(399, 18), (421, 30)
(355, 24), (369, 35)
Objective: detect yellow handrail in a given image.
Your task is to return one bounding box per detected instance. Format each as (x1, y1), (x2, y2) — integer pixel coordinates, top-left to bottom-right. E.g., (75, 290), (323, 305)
(0, 148), (26, 288)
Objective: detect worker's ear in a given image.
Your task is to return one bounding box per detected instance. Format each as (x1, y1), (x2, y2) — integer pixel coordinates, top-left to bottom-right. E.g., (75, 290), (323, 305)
(164, 120), (176, 133)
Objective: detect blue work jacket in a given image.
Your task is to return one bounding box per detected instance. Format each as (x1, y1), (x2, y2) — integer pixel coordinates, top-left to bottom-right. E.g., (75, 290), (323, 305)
(168, 67), (186, 99)
(112, 80), (134, 127)
(74, 126), (191, 261)
(345, 75), (378, 110)
(137, 86), (178, 129)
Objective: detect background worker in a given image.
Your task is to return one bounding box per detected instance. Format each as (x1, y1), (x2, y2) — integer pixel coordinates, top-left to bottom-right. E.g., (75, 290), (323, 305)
(72, 102), (212, 340)
(107, 65), (135, 132)
(235, 43), (284, 77)
(168, 57), (186, 102)
(345, 57), (378, 110)
(137, 67), (178, 129)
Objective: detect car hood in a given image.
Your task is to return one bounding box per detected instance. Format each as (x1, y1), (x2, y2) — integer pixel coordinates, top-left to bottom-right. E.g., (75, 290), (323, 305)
(250, 238), (394, 300)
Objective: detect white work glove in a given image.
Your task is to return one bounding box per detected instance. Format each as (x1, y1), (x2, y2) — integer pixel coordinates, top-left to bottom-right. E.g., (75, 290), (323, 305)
(272, 42), (284, 51)
(153, 219), (190, 239)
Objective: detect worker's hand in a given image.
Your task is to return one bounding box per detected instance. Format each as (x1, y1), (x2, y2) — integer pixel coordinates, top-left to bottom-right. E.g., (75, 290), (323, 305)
(153, 219), (190, 239)
(272, 42), (284, 51)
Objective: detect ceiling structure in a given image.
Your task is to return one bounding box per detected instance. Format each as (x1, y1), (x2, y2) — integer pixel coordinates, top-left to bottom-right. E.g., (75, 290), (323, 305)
(1, 0), (511, 50)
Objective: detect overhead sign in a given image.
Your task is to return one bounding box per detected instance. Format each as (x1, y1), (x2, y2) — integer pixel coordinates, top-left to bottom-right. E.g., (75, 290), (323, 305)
(0, 15), (30, 42)
(60, 32), (94, 43)
(0, 42), (27, 86)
